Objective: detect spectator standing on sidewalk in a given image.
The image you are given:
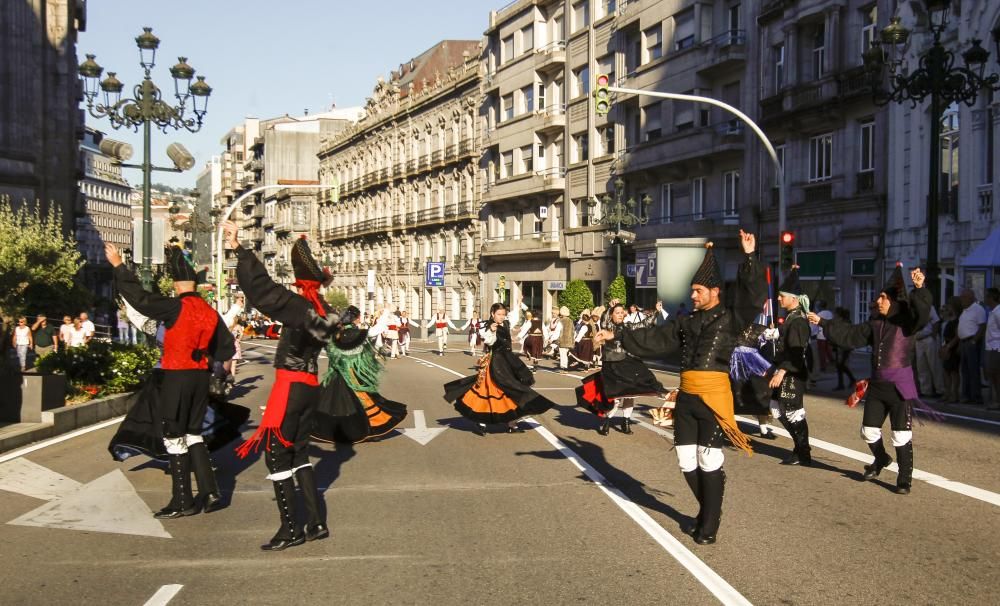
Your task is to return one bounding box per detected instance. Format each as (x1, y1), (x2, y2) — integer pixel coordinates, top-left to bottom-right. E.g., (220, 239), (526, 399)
(815, 301), (834, 372)
(832, 307), (857, 390)
(913, 300), (945, 398)
(956, 289), (987, 404)
(31, 314), (58, 361)
(79, 312), (95, 344)
(116, 309), (130, 343)
(58, 315), (74, 351)
(940, 297), (962, 402)
(983, 288), (1000, 410)
(12, 317), (32, 371)
(67, 317), (88, 348)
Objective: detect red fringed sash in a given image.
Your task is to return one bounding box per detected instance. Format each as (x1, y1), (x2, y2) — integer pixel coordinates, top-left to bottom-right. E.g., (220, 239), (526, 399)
(846, 379), (869, 408)
(293, 279), (326, 317)
(235, 369), (318, 458)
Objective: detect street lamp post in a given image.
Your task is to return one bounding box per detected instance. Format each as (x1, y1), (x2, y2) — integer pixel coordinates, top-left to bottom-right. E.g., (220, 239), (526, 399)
(864, 1), (1000, 301)
(594, 177), (651, 278)
(78, 27), (213, 292)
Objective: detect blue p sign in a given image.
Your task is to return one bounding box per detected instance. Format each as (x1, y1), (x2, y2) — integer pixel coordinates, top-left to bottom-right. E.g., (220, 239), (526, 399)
(426, 262), (445, 287)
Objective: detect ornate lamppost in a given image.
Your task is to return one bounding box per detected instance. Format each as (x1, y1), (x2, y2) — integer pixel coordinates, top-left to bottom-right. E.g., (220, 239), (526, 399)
(78, 27), (213, 292)
(593, 177), (651, 278)
(864, 1), (1000, 300)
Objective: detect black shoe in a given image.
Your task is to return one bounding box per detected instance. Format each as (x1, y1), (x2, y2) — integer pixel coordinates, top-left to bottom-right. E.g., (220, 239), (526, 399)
(758, 428), (777, 440)
(200, 492), (224, 514)
(693, 530), (716, 545)
(863, 455), (892, 480)
(154, 504), (200, 519)
(475, 424), (487, 436)
(621, 419), (633, 435)
(895, 483), (911, 495)
(506, 424), (525, 434)
(305, 523), (330, 541)
(682, 521), (700, 537)
(780, 453), (801, 466)
(597, 418), (611, 436)
(260, 535), (306, 551)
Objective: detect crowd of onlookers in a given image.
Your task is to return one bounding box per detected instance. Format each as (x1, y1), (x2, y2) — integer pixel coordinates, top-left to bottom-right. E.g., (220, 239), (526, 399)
(8, 312), (99, 372)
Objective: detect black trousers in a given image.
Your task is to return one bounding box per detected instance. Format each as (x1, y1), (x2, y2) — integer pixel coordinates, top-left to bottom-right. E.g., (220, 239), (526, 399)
(674, 391), (725, 448)
(264, 382), (319, 474)
(862, 381), (912, 431)
(159, 369), (210, 438)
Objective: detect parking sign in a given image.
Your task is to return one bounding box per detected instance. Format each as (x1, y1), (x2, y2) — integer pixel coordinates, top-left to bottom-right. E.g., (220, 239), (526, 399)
(426, 262), (445, 287)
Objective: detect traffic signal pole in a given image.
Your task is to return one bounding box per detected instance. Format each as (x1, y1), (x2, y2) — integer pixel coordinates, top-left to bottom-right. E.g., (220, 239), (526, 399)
(602, 85), (787, 246)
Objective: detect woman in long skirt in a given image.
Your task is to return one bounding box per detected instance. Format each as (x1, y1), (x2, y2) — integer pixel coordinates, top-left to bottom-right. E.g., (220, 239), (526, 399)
(576, 303), (665, 435)
(518, 310), (544, 371)
(444, 303), (556, 435)
(569, 310), (596, 370)
(311, 306), (408, 444)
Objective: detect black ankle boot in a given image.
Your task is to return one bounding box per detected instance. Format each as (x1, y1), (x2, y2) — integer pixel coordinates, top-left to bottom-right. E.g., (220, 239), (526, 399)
(597, 417), (611, 436)
(621, 418), (633, 434)
(781, 420), (812, 466)
(155, 453), (199, 519)
(863, 440), (893, 480)
(261, 478), (305, 551)
(694, 469), (725, 545)
(188, 442), (223, 513)
(294, 466), (329, 541)
(895, 442), (913, 494)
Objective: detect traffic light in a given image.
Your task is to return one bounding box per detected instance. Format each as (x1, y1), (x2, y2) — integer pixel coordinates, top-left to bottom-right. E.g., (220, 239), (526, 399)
(594, 73), (611, 116)
(780, 230), (795, 272)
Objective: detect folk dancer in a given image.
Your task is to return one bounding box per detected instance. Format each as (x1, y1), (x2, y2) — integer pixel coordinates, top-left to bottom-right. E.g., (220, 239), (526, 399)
(426, 309), (459, 356)
(809, 264), (932, 495)
(768, 266), (813, 465)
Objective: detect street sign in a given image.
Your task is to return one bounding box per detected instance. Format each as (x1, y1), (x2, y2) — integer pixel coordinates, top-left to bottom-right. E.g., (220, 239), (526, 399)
(539, 206), (548, 219)
(636, 250), (657, 288)
(547, 281), (566, 290)
(366, 269), (376, 293)
(426, 261), (445, 287)
(625, 264), (637, 278)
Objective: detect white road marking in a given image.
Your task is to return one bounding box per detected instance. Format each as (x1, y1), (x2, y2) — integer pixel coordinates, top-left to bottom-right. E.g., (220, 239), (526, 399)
(934, 411), (1000, 427)
(408, 354), (751, 605)
(0, 458), (81, 500)
(143, 584), (183, 606)
(398, 410), (447, 446)
(735, 415), (1000, 508)
(8, 469), (171, 538)
(0, 416), (125, 465)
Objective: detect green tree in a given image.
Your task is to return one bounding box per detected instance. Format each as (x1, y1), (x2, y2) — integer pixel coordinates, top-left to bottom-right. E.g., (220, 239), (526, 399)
(558, 280), (594, 320)
(324, 289), (350, 310)
(606, 274), (627, 306)
(0, 197), (83, 324)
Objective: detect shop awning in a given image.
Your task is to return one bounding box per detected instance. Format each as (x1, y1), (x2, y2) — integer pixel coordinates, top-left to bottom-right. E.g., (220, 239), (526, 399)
(963, 227), (1000, 267)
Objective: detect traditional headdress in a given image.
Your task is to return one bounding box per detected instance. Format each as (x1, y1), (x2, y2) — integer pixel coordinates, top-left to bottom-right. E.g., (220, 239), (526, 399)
(165, 242), (197, 283)
(881, 262), (906, 301)
(291, 236), (331, 317)
(691, 242), (722, 288)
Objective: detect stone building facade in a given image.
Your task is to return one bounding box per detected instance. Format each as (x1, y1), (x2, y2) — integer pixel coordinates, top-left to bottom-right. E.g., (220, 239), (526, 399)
(0, 0), (86, 230)
(317, 41), (483, 323)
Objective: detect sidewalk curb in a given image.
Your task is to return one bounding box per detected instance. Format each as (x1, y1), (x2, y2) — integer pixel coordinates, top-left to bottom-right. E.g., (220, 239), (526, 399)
(0, 392), (131, 455)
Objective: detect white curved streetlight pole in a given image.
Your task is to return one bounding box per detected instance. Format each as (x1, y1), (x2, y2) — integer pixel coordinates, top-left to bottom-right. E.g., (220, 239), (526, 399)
(214, 183), (338, 310)
(608, 86), (786, 234)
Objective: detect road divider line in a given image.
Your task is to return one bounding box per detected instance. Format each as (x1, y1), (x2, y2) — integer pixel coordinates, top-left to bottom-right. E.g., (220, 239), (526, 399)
(408, 353), (751, 605)
(143, 584), (183, 606)
(735, 415), (1000, 507)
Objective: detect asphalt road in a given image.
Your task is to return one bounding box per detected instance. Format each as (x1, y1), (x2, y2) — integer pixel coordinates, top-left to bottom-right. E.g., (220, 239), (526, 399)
(0, 339), (997, 606)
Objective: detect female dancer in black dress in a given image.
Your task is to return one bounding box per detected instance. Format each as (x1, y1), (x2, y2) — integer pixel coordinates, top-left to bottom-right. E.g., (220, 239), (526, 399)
(444, 303), (556, 434)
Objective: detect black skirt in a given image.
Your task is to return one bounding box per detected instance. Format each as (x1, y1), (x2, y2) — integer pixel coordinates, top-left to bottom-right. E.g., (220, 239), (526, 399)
(444, 347), (555, 423)
(732, 375), (771, 416)
(312, 372), (407, 444)
(108, 370), (250, 462)
(576, 358), (664, 415)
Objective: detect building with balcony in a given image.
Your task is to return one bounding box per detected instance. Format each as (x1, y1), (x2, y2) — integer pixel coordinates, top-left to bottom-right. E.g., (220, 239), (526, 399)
(317, 40), (482, 322)
(746, 0), (886, 322)
(77, 128), (133, 301)
(884, 0), (1000, 302)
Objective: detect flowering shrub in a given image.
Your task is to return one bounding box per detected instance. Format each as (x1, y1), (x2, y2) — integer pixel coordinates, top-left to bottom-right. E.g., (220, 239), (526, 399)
(35, 341), (160, 401)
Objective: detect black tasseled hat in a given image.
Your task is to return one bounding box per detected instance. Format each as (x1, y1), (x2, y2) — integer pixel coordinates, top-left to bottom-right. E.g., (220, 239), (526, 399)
(165, 243), (198, 283)
(778, 265), (803, 296)
(690, 242), (722, 289)
(881, 262), (906, 300)
(291, 235), (331, 285)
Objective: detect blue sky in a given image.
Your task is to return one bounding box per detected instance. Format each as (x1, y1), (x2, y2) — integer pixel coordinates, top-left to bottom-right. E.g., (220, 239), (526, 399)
(79, 0), (501, 189)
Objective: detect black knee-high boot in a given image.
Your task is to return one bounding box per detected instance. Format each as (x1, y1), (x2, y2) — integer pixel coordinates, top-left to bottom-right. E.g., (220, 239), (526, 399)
(863, 439), (893, 480)
(894, 442), (913, 494)
(682, 470), (702, 535)
(295, 466), (329, 541)
(155, 454), (198, 519)
(188, 442), (223, 513)
(776, 417), (801, 465)
(783, 420), (812, 466)
(261, 478), (305, 551)
(695, 469), (725, 545)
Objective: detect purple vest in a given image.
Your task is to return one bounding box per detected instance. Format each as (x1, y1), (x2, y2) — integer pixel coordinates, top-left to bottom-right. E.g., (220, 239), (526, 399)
(871, 318), (919, 400)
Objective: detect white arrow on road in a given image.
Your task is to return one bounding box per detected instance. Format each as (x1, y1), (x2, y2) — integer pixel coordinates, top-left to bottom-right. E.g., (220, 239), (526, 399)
(398, 410), (447, 446)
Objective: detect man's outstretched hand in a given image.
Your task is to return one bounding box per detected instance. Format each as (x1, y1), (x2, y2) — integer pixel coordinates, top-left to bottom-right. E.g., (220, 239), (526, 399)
(104, 243), (123, 268)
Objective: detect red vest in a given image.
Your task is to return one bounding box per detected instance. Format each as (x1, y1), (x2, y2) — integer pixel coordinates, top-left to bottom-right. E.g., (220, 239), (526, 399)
(161, 294), (218, 370)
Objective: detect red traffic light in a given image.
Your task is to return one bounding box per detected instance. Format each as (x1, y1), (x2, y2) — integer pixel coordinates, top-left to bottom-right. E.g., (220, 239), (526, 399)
(596, 73), (610, 87)
(781, 231), (795, 245)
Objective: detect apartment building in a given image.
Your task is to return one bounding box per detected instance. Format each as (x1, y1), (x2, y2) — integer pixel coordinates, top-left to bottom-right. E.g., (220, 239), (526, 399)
(317, 41), (482, 322)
